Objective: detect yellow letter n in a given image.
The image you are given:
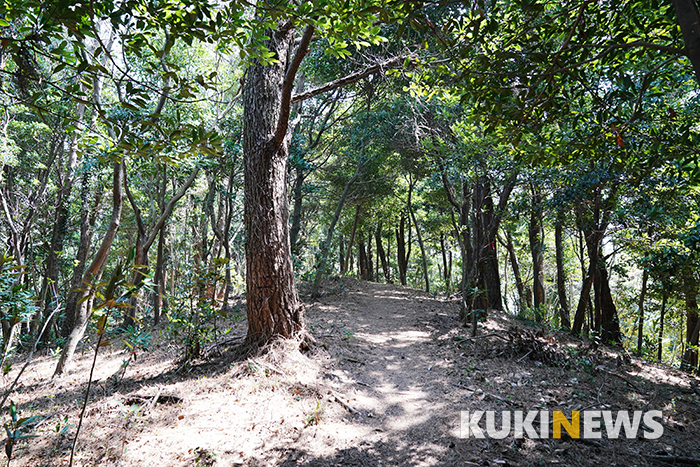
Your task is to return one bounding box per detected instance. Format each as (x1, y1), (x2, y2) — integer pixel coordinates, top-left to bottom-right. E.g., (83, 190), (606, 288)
(553, 411), (580, 439)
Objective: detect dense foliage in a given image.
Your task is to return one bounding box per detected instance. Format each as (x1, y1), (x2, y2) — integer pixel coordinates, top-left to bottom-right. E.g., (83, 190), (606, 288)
(0, 0), (699, 382)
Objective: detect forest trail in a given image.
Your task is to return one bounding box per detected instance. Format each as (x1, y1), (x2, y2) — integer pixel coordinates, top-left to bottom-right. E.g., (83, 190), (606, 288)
(290, 280), (466, 465)
(5, 279), (700, 466)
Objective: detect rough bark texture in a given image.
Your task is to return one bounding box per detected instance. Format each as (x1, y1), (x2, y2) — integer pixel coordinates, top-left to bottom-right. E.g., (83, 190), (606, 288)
(242, 21), (306, 345)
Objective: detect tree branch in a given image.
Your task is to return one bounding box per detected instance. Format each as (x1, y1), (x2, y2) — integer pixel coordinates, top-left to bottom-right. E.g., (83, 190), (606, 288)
(291, 55), (408, 104)
(143, 167), (200, 252)
(275, 25), (315, 146)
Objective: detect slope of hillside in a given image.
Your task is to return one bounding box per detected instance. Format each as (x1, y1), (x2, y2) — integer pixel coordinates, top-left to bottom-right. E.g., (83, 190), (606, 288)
(4, 279), (700, 466)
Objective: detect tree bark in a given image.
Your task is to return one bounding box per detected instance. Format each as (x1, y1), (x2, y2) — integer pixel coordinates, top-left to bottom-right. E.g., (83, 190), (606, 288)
(343, 205), (361, 275)
(408, 180), (429, 293)
(636, 269), (649, 356)
(555, 211), (571, 329)
(396, 213), (410, 286)
(376, 222), (391, 283)
(671, 0), (700, 85)
(54, 161), (124, 377)
(595, 260), (623, 344)
(61, 172), (102, 338)
(529, 186), (545, 321)
(681, 282), (699, 372)
(658, 290), (668, 362)
(501, 230), (525, 313)
(440, 233), (451, 293)
(314, 165), (359, 286)
(242, 22), (314, 345)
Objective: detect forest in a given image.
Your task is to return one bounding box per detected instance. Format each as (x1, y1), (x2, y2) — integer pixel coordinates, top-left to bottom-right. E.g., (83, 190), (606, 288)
(1, 0), (700, 466)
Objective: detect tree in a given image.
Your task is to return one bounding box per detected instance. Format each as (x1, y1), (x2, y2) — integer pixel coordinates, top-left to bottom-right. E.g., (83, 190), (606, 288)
(238, 1), (419, 346)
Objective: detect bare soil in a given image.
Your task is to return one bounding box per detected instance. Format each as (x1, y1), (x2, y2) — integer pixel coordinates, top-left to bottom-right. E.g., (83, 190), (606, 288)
(3, 278), (700, 466)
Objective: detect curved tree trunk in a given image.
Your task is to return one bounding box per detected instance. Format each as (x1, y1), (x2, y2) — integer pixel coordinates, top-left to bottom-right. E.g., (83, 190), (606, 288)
(54, 161), (124, 377)
(314, 165), (359, 286)
(408, 180), (429, 293)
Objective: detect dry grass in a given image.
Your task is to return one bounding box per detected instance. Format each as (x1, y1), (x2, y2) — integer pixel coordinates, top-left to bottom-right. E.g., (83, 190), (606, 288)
(0, 278), (698, 466)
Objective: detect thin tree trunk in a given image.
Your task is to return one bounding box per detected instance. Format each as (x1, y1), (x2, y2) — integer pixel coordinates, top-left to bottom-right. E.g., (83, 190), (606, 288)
(408, 181), (429, 293)
(396, 213), (410, 286)
(440, 233), (451, 293)
(376, 222), (390, 283)
(54, 161), (124, 377)
(529, 186), (545, 321)
(636, 269), (649, 356)
(366, 228), (373, 281)
(681, 283), (699, 372)
(61, 173), (102, 338)
(501, 231), (525, 313)
(658, 290), (668, 362)
(342, 205), (360, 275)
(314, 165), (359, 285)
(555, 212), (571, 329)
(153, 225), (166, 324)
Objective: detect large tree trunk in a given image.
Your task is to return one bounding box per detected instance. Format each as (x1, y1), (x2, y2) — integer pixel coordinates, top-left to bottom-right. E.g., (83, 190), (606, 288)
(479, 180), (502, 311)
(595, 260), (623, 344)
(671, 0), (700, 85)
(242, 21), (313, 345)
(54, 161), (124, 377)
(555, 212), (571, 329)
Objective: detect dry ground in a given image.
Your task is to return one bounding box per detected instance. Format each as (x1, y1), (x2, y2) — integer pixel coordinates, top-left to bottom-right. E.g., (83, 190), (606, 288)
(3, 278), (700, 466)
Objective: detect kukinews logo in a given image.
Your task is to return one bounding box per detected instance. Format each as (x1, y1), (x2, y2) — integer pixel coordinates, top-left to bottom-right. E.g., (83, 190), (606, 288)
(460, 410), (663, 439)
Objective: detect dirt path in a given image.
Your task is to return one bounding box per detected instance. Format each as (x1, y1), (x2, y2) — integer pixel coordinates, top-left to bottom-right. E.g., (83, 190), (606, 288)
(289, 281), (465, 466)
(6, 278), (700, 466)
